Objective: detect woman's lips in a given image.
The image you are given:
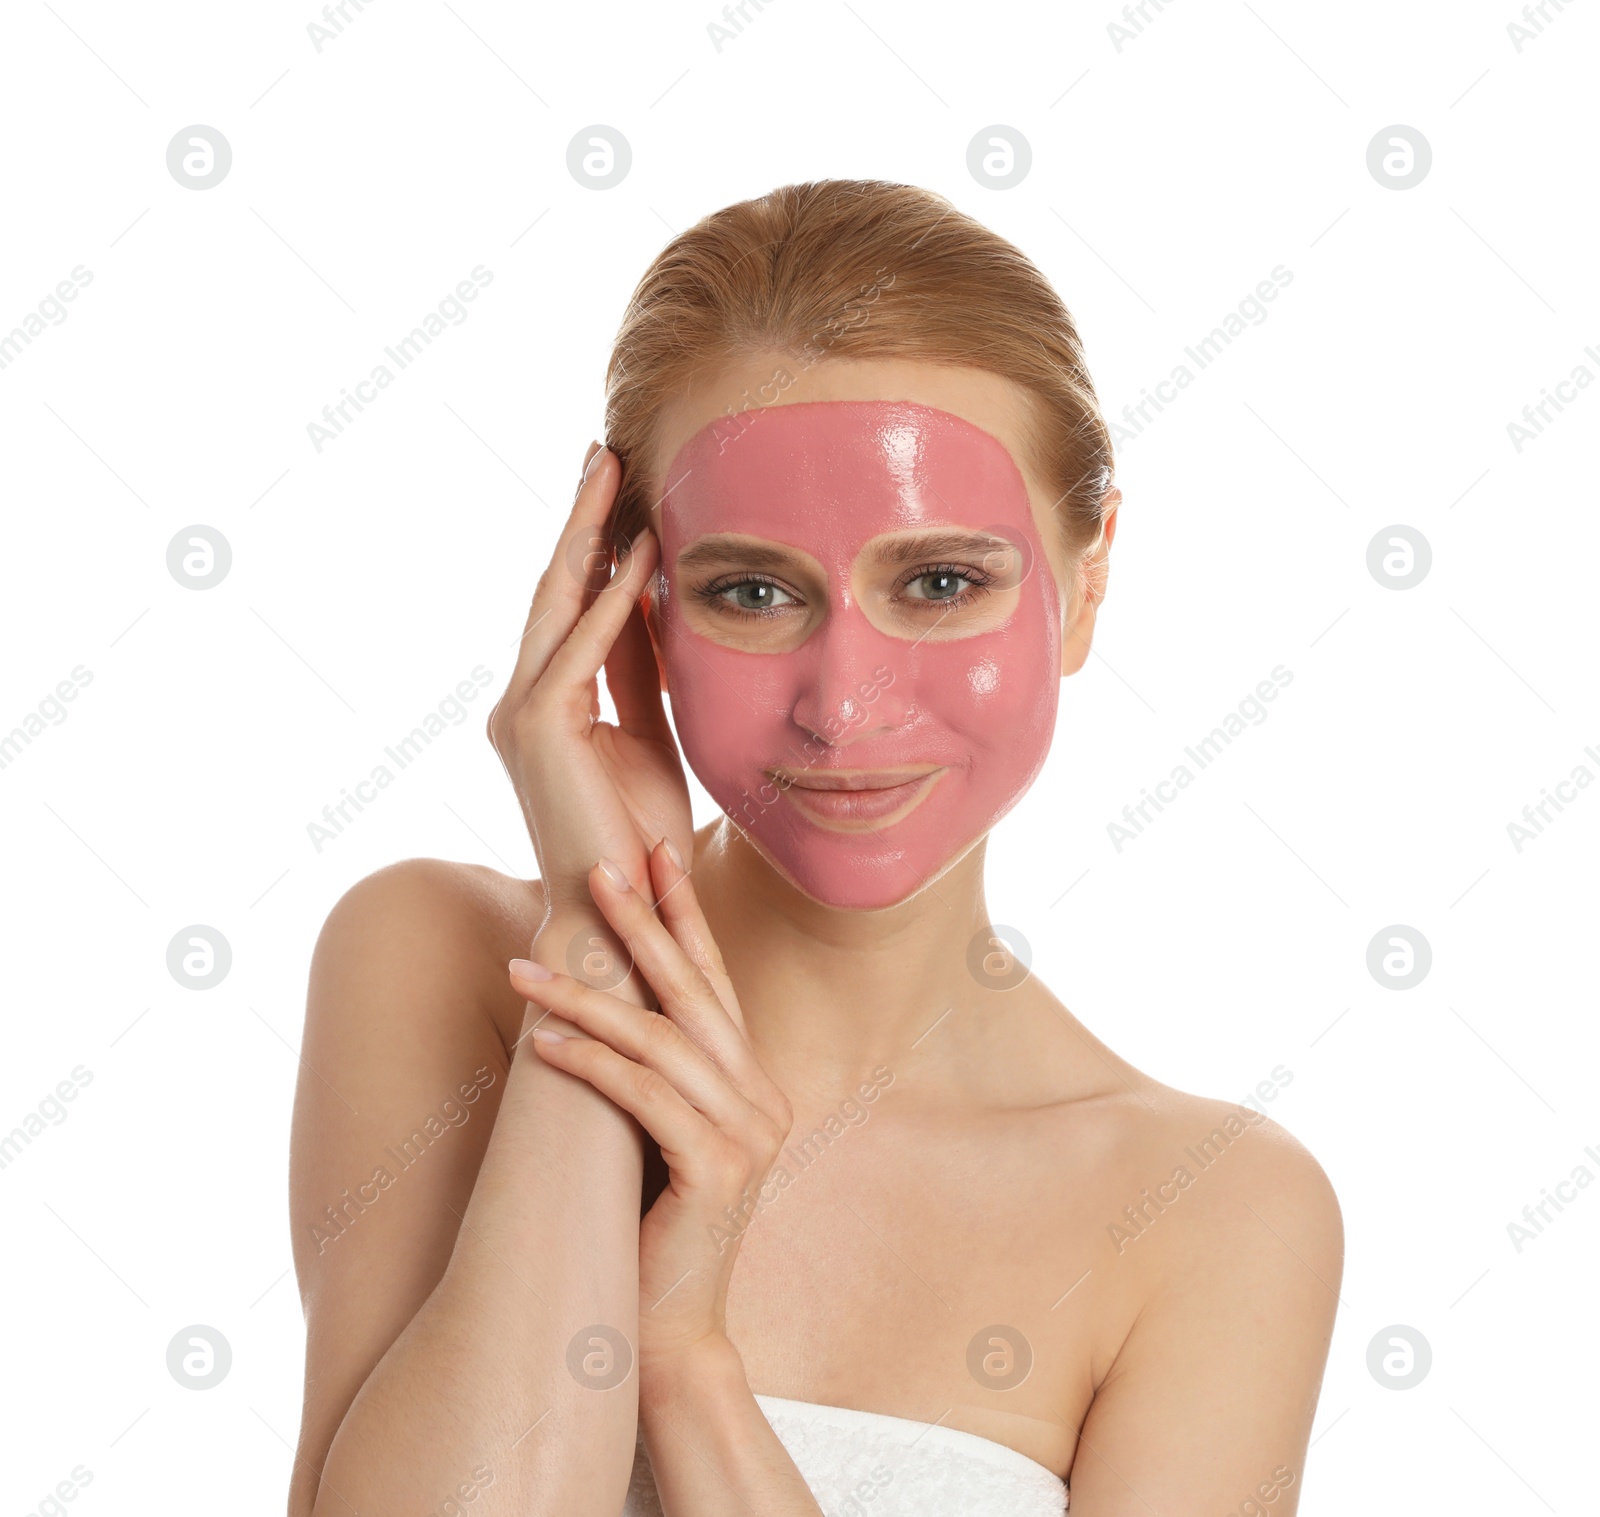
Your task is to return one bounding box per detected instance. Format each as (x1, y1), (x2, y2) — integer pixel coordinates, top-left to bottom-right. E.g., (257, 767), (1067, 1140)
(768, 765), (947, 831)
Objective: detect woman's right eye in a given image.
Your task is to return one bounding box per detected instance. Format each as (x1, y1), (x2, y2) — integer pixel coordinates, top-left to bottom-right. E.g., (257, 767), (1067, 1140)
(704, 578), (798, 615)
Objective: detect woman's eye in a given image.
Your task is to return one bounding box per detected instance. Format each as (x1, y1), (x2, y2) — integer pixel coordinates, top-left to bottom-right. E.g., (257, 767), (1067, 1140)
(903, 569), (979, 603)
(717, 580), (796, 612)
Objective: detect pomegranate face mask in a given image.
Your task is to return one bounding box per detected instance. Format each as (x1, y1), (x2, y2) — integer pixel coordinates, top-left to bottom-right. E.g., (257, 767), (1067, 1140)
(655, 399), (1062, 911)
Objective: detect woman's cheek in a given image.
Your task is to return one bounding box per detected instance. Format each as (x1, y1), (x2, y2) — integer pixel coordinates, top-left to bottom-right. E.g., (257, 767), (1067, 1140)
(663, 630), (786, 792)
(925, 612), (1059, 757)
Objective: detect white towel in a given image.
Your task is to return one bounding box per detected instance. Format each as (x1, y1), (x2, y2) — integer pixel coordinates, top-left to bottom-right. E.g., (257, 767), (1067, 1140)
(621, 1392), (1069, 1516)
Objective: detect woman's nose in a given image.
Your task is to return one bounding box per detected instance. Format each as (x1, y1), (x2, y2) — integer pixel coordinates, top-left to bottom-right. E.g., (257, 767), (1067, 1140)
(788, 605), (912, 747)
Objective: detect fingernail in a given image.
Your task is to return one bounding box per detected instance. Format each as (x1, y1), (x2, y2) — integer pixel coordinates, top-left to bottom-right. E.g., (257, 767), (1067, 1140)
(530, 1026), (566, 1045)
(661, 836), (684, 871)
(615, 526), (649, 568)
(581, 443), (608, 484)
(597, 857), (629, 889)
(510, 957), (554, 982)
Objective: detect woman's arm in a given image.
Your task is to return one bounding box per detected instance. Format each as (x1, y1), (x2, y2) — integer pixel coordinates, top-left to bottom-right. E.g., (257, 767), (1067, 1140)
(1064, 1124), (1344, 1515)
(289, 440), (694, 1513)
(288, 862), (649, 1517)
(639, 1338), (826, 1516)
(511, 843), (826, 1516)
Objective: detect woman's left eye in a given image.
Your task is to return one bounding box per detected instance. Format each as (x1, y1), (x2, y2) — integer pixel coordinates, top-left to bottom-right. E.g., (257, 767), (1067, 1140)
(900, 567), (989, 604)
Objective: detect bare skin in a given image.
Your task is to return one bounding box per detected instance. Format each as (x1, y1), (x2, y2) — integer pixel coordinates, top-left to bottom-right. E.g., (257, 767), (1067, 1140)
(288, 356), (1343, 1517)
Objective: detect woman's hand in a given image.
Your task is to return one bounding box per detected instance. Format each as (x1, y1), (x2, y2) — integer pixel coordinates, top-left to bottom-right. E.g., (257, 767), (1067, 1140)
(507, 838), (794, 1374)
(486, 443), (693, 920)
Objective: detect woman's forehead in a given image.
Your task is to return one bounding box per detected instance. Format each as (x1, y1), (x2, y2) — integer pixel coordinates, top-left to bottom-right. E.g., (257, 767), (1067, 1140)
(654, 399), (1039, 548)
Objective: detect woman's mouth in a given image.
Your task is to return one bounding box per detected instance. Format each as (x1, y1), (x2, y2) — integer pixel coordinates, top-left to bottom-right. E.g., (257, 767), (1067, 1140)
(766, 765), (947, 832)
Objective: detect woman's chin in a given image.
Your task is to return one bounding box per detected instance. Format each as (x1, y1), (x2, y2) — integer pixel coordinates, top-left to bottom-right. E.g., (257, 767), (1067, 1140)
(720, 816), (985, 914)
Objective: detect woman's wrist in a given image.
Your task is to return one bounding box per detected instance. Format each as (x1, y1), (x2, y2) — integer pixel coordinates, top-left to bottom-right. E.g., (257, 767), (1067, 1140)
(530, 906), (655, 1012)
(638, 1335), (825, 1515)
(638, 1332), (749, 1419)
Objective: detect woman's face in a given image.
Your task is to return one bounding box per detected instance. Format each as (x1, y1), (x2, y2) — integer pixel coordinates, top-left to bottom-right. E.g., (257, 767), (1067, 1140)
(647, 360), (1080, 912)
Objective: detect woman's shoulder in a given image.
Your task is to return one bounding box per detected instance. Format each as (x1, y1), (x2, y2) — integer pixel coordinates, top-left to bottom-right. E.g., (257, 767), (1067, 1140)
(1087, 1073), (1344, 1298)
(321, 855), (545, 934)
(1017, 1007), (1338, 1227)
(310, 857), (546, 1047)
(1091, 1064), (1340, 1214)
(1061, 1075), (1345, 1486)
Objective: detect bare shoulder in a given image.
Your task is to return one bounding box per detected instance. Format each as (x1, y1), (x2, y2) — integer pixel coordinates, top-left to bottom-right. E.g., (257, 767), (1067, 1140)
(288, 858), (546, 1502)
(310, 856), (545, 1052)
(1022, 1006), (1340, 1249)
(317, 854), (544, 956)
(1102, 1080), (1343, 1288)
(1168, 1085), (1340, 1246)
(1063, 1081), (1343, 1506)
(1010, 993), (1341, 1279)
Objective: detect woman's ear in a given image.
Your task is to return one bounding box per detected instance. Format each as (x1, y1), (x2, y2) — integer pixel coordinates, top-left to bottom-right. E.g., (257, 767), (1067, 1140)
(1060, 488), (1120, 678)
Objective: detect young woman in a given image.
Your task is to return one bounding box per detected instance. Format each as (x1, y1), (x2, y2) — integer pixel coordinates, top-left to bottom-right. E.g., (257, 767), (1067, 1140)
(287, 179), (1342, 1517)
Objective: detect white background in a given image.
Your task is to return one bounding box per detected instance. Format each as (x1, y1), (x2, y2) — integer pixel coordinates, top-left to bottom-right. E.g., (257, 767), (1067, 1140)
(1, 1), (1595, 1512)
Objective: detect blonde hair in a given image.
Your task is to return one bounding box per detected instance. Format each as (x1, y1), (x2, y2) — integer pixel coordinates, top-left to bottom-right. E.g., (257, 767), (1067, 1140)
(602, 178), (1115, 601)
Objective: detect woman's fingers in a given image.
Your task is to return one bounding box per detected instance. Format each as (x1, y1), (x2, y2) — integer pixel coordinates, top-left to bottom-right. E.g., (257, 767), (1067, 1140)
(533, 529), (660, 717)
(528, 1026), (722, 1172)
(577, 439), (604, 485)
(647, 840), (738, 1021)
(502, 445), (623, 703)
(588, 856), (791, 1125)
(511, 960), (760, 1135)
(604, 581), (672, 745)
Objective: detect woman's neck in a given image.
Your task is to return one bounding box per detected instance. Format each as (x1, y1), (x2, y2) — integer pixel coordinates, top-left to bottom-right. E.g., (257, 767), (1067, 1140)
(690, 818), (1001, 1094)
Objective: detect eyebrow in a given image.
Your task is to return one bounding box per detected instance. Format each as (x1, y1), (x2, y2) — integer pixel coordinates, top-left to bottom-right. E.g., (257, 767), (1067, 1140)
(860, 530), (1017, 566)
(674, 536), (807, 574)
(673, 529), (1015, 575)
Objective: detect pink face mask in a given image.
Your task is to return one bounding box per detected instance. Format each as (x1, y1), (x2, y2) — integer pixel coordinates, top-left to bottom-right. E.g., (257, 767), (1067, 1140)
(654, 399), (1062, 911)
